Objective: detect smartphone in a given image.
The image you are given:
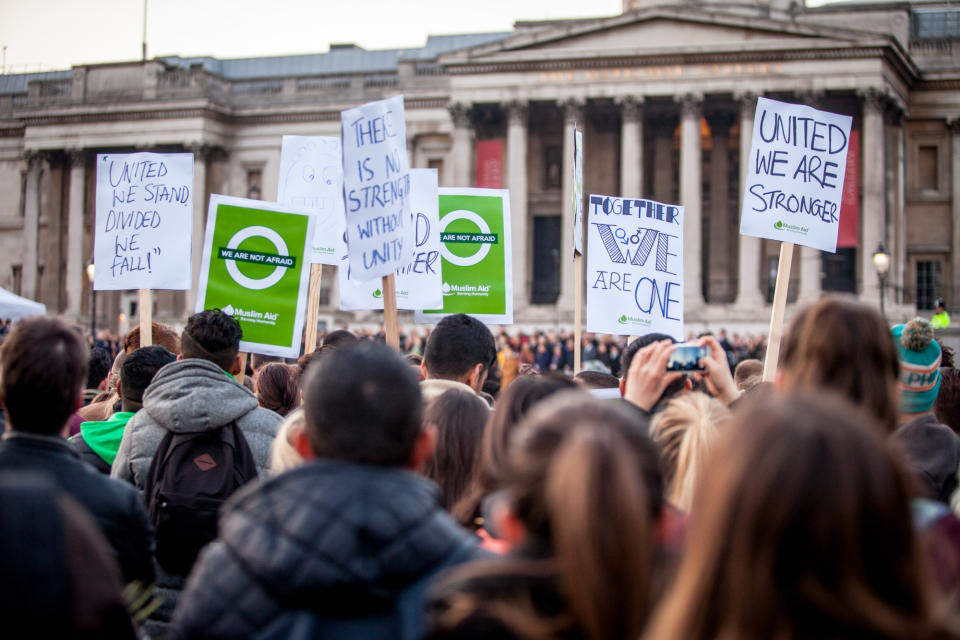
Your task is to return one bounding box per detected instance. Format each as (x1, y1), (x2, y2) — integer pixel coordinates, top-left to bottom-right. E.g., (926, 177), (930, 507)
(666, 344), (707, 372)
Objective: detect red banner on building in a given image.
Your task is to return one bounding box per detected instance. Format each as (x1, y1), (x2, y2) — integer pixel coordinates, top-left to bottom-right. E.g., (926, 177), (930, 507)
(475, 139), (504, 188)
(837, 128), (859, 248)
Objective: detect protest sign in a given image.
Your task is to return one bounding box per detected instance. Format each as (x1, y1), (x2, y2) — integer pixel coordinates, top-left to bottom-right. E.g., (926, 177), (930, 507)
(341, 95), (411, 282)
(339, 169), (442, 311)
(586, 194), (684, 340)
(277, 135), (346, 265)
(415, 188), (513, 325)
(572, 127), (585, 372)
(572, 128), (584, 256)
(94, 152), (193, 290)
(740, 97), (853, 253)
(195, 195), (315, 358)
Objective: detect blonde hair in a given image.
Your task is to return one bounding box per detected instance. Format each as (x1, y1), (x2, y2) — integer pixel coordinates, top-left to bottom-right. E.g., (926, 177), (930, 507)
(650, 392), (728, 512)
(268, 408), (305, 473)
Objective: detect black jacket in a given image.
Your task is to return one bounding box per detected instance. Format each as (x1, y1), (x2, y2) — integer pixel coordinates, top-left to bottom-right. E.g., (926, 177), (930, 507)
(69, 435), (111, 474)
(0, 433), (155, 585)
(171, 459), (484, 640)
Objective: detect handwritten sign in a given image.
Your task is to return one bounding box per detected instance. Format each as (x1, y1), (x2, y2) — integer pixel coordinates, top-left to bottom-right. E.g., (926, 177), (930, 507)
(196, 195), (315, 358)
(586, 194), (684, 340)
(573, 127), (584, 255)
(416, 188), (513, 325)
(341, 95), (411, 281)
(93, 153), (193, 290)
(740, 97), (852, 253)
(277, 135), (346, 265)
(339, 169), (442, 311)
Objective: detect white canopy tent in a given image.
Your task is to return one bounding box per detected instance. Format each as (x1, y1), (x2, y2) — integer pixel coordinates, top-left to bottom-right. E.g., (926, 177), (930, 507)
(0, 287), (46, 321)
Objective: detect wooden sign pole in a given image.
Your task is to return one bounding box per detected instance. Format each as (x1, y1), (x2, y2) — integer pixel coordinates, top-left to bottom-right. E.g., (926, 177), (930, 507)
(573, 253), (583, 374)
(303, 264), (324, 354)
(138, 289), (152, 346)
(382, 273), (400, 350)
(762, 241), (794, 381)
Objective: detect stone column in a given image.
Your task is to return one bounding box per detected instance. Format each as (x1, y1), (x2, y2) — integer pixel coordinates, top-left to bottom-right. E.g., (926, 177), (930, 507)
(449, 103), (472, 187)
(505, 101), (529, 314)
(679, 93), (704, 309)
(707, 109), (735, 302)
(951, 118), (960, 309)
(22, 151), (41, 301)
(66, 149), (86, 320)
(734, 92), (764, 308)
(860, 89), (886, 306)
(185, 144), (210, 315)
(618, 96), (644, 198)
(559, 99), (584, 312)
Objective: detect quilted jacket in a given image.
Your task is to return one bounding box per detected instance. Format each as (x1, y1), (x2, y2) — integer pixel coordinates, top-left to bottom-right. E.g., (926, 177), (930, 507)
(170, 458), (484, 640)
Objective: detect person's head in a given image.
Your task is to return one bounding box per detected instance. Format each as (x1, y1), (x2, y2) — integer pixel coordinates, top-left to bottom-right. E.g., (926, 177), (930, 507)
(422, 314), (497, 392)
(619, 333), (687, 406)
(0, 317), (88, 435)
(574, 370), (620, 390)
(299, 343), (427, 467)
(780, 298), (900, 433)
(423, 389), (490, 510)
(646, 392), (946, 640)
(86, 347), (112, 391)
(180, 309), (243, 374)
(936, 297), (946, 313)
(321, 329), (358, 349)
(254, 363), (300, 417)
(496, 393), (659, 639)
(123, 322), (181, 355)
(250, 353), (283, 372)
(935, 367), (960, 436)
(733, 358), (762, 392)
(119, 346), (176, 412)
(268, 408), (306, 473)
(892, 318), (942, 417)
(650, 392), (729, 512)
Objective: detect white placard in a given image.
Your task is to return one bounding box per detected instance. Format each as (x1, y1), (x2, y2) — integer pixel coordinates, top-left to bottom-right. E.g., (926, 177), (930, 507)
(277, 135), (346, 265)
(586, 194), (684, 340)
(341, 95), (411, 281)
(94, 152), (193, 290)
(339, 169), (442, 311)
(740, 97), (853, 253)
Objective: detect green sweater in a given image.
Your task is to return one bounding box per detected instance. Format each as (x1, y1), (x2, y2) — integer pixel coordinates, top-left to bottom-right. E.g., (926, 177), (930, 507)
(77, 412), (135, 466)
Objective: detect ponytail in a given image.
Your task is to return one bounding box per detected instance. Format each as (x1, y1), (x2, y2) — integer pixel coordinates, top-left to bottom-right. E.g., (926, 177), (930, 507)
(545, 425), (651, 640)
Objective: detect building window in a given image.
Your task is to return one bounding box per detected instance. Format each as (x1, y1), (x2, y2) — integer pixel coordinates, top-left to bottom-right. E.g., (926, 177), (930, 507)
(246, 168), (263, 200)
(916, 260), (942, 310)
(531, 216), (561, 304)
(19, 171), (26, 217)
(11, 265), (22, 296)
(917, 146), (938, 191)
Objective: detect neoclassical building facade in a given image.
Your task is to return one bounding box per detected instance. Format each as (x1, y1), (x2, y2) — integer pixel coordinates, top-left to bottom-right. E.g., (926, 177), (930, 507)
(1, 0), (958, 332)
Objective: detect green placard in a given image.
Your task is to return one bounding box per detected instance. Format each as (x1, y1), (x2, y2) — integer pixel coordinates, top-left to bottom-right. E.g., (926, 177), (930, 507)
(416, 188), (513, 324)
(197, 195), (315, 357)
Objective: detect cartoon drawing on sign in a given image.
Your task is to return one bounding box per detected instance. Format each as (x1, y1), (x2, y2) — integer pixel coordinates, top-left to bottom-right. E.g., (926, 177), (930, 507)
(278, 136), (346, 265)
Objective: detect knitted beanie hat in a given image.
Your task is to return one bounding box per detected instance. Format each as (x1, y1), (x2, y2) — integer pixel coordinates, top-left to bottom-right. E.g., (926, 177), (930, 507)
(892, 318), (942, 414)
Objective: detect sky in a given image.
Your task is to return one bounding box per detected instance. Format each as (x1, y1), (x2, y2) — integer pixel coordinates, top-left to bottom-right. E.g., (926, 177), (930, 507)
(0, 0), (626, 73)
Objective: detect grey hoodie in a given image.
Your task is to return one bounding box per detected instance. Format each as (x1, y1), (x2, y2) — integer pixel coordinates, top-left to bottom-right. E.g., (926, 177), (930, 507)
(111, 358), (281, 493)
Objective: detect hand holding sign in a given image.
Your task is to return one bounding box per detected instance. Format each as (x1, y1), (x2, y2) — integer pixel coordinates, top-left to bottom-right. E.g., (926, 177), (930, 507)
(94, 153), (193, 290)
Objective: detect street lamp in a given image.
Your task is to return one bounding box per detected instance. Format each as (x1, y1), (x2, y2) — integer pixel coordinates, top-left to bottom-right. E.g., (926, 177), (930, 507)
(872, 243), (891, 319)
(86, 262), (96, 341)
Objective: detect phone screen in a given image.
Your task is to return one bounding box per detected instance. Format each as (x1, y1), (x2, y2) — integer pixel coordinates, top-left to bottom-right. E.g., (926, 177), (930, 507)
(666, 345), (707, 372)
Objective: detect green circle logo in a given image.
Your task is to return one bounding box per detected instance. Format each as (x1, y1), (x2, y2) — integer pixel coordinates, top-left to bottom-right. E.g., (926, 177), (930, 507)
(775, 220), (784, 230)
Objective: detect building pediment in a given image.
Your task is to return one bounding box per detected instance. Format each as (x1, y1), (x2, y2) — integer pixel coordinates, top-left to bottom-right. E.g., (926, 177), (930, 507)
(440, 7), (892, 66)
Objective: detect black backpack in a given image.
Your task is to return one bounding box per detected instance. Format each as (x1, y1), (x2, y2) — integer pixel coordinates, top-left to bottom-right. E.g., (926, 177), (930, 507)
(144, 421), (258, 576)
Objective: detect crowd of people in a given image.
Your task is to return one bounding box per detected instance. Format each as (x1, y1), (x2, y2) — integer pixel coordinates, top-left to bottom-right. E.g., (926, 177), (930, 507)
(2, 300), (960, 639)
